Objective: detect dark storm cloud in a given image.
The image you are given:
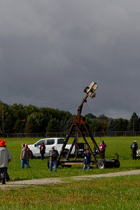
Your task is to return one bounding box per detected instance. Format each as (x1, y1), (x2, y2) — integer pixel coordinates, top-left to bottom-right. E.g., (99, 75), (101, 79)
(0, 0), (140, 119)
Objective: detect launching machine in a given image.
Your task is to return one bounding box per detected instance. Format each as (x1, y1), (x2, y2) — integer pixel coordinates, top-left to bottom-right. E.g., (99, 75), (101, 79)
(57, 82), (120, 169)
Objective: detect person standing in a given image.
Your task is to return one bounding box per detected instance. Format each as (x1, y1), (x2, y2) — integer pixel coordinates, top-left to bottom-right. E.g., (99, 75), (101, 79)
(100, 140), (106, 159)
(25, 144), (31, 168)
(40, 142), (45, 160)
(48, 146), (59, 172)
(131, 140), (138, 160)
(20, 144), (30, 169)
(82, 149), (91, 170)
(0, 139), (12, 184)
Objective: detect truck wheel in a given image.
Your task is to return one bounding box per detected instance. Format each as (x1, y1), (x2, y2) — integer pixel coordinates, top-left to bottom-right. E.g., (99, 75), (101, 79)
(96, 160), (106, 169)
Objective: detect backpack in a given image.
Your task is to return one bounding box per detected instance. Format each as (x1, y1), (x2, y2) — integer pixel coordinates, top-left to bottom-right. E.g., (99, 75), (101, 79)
(131, 143), (137, 149)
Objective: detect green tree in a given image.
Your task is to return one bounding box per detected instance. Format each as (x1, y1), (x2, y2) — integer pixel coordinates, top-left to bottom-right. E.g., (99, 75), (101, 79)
(46, 118), (60, 133)
(24, 117), (36, 133)
(127, 112), (139, 131)
(116, 118), (128, 131)
(86, 117), (93, 129)
(98, 114), (108, 121)
(14, 119), (25, 133)
(4, 113), (16, 133)
(59, 117), (73, 134)
(107, 119), (118, 131)
(24, 112), (47, 133)
(89, 119), (102, 132)
(85, 113), (96, 119)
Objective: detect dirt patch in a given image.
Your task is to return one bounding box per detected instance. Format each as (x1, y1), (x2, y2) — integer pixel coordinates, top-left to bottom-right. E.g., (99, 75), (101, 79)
(1, 169), (140, 188)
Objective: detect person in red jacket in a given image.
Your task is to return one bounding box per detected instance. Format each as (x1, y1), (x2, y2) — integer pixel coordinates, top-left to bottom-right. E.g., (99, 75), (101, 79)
(40, 142), (46, 160)
(25, 144), (31, 168)
(100, 140), (106, 159)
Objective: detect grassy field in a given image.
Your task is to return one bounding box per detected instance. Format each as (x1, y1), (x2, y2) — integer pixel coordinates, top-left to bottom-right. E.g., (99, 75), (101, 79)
(5, 136), (140, 181)
(1, 175), (140, 209)
(0, 136), (140, 209)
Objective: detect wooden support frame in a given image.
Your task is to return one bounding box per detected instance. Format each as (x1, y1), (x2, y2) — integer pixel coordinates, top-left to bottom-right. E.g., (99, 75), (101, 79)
(57, 85), (104, 164)
(57, 115), (104, 163)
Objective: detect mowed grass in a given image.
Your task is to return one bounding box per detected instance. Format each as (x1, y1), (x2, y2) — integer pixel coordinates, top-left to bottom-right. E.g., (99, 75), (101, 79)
(1, 136), (140, 209)
(5, 136), (140, 181)
(1, 175), (140, 209)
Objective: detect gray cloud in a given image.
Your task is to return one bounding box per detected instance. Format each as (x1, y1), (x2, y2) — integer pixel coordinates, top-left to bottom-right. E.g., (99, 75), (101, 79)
(0, 1), (140, 119)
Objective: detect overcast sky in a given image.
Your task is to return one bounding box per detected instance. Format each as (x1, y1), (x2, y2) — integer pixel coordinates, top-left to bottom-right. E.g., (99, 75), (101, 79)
(0, 1), (140, 120)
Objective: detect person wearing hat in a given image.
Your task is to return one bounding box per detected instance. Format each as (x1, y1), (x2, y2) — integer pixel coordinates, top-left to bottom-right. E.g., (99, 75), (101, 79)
(0, 139), (12, 184)
(131, 140), (138, 160)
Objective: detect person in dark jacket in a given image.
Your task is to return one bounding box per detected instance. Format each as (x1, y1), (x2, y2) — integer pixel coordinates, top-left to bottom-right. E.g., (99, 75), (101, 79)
(40, 142), (45, 160)
(82, 149), (91, 170)
(48, 146), (59, 172)
(131, 140), (138, 160)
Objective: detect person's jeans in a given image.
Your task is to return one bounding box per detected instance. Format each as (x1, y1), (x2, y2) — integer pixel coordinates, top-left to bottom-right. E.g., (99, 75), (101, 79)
(49, 160), (57, 172)
(0, 167), (7, 184)
(101, 150), (105, 159)
(83, 164), (90, 170)
(87, 164), (90, 170)
(21, 159), (30, 169)
(26, 159), (31, 168)
(132, 150), (136, 159)
(41, 153), (44, 160)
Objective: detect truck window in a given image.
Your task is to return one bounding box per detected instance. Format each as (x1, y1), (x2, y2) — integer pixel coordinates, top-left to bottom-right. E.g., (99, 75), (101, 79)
(36, 140), (45, 146)
(58, 139), (65, 144)
(46, 139), (54, 145)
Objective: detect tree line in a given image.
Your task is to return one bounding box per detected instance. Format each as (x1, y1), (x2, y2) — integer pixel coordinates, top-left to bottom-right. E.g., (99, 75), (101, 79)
(0, 101), (139, 134)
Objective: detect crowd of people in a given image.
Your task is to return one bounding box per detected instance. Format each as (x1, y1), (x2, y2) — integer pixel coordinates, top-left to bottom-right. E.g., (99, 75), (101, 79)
(20, 143), (59, 172)
(0, 138), (108, 184)
(0, 137), (139, 184)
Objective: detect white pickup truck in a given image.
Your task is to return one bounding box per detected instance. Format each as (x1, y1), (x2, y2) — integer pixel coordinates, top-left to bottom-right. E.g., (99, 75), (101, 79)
(28, 137), (85, 158)
(136, 149), (140, 158)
